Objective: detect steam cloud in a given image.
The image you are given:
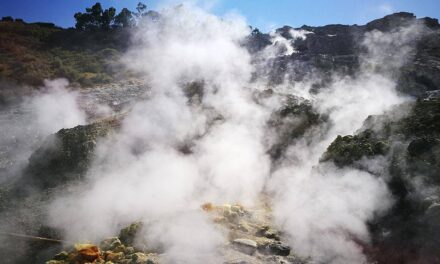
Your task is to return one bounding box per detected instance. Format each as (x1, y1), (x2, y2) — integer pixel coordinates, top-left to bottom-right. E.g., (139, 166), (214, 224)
(0, 79), (85, 182)
(268, 20), (425, 264)
(28, 79), (86, 135)
(31, 3), (428, 264)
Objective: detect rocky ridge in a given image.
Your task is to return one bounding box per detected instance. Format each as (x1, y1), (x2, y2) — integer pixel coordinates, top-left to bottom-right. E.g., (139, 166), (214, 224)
(248, 12), (440, 97)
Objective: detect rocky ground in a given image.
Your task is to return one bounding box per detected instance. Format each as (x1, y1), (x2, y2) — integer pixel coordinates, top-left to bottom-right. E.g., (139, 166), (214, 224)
(0, 79), (148, 182)
(78, 79), (149, 119)
(45, 203), (307, 264)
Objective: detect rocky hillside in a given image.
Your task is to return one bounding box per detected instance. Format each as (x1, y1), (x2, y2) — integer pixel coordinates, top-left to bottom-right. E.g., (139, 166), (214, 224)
(248, 12), (440, 97)
(323, 98), (440, 263)
(0, 18), (129, 88)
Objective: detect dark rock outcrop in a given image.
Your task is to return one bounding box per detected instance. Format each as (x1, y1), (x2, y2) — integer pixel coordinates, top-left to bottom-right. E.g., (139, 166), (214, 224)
(266, 96), (326, 161)
(258, 241), (291, 256)
(0, 117), (121, 264)
(15, 117), (120, 192)
(366, 12), (417, 32)
(322, 129), (389, 167)
(324, 98), (440, 263)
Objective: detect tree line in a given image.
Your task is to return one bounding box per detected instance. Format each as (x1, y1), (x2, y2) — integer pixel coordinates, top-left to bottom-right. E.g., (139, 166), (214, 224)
(74, 2), (155, 31)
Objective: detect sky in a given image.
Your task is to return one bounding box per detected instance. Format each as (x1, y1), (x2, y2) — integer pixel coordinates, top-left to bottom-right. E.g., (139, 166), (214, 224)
(0, 0), (439, 31)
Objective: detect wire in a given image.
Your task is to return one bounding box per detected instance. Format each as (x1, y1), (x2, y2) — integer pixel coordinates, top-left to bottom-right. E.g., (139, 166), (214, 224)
(0, 231), (67, 244)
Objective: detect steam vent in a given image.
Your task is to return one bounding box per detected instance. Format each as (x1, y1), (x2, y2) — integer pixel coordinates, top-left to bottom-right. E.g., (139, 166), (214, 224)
(1, 2), (440, 264)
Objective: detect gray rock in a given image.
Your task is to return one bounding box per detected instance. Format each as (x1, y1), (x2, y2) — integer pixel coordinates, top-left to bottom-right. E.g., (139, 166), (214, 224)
(256, 226), (280, 240)
(100, 237), (122, 251)
(223, 261), (250, 264)
(119, 222), (143, 246)
(52, 251), (68, 260)
(124, 246), (135, 255)
(232, 239), (257, 255)
(16, 117), (120, 193)
(258, 241), (291, 256)
(131, 252), (155, 264)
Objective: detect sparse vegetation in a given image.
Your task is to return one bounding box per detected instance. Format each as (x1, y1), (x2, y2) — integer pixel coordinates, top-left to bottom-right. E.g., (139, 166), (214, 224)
(322, 129), (389, 166)
(0, 2), (150, 87)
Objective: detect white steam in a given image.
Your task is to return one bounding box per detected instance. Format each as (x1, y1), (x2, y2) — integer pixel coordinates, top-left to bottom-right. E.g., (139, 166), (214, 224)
(48, 4), (269, 263)
(361, 21), (426, 73)
(27, 78), (86, 135)
(261, 28), (311, 58)
(43, 3), (426, 264)
(0, 79), (86, 182)
(268, 20), (425, 264)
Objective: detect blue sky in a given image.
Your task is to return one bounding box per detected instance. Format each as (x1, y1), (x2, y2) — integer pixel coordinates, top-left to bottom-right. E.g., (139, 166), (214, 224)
(0, 0), (439, 31)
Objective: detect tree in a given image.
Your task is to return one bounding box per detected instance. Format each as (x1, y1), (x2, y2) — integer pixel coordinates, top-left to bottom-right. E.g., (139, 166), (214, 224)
(136, 2), (147, 17)
(114, 8), (133, 28)
(74, 2), (118, 31)
(87, 2), (104, 29)
(72, 2), (149, 30)
(74, 12), (90, 30)
(251, 28), (262, 36)
(101, 7), (116, 30)
(1, 16), (14, 22)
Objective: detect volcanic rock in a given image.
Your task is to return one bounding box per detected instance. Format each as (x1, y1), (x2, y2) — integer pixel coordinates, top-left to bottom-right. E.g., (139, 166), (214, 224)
(232, 239), (258, 255)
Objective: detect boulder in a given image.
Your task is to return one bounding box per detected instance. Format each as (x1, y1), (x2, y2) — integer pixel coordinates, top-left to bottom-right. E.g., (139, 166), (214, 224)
(105, 251), (125, 262)
(119, 222), (143, 246)
(15, 117), (120, 192)
(52, 251), (68, 261)
(232, 239), (257, 255)
(131, 252), (155, 264)
(256, 226), (280, 241)
(100, 237), (123, 251)
(321, 129), (389, 166)
(124, 246), (135, 255)
(70, 243), (103, 263)
(258, 241), (291, 256)
(46, 261), (66, 264)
